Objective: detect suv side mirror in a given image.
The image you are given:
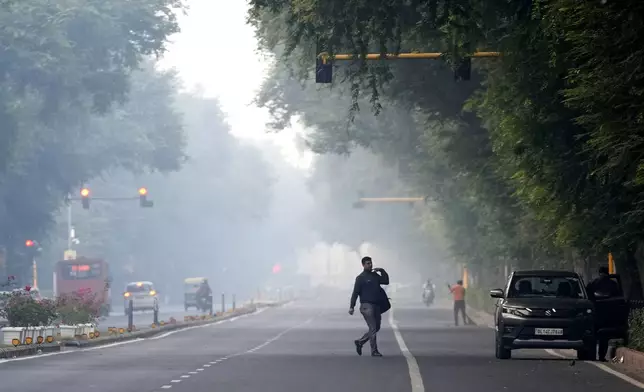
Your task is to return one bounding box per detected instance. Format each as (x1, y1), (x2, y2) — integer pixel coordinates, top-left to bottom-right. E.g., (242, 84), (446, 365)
(490, 289), (504, 298)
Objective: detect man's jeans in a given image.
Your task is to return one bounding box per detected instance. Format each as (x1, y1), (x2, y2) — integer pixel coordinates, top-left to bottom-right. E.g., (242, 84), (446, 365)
(358, 303), (382, 352)
(454, 300), (467, 326)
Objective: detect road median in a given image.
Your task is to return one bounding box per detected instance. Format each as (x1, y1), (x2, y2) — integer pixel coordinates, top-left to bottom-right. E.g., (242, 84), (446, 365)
(0, 300), (292, 359)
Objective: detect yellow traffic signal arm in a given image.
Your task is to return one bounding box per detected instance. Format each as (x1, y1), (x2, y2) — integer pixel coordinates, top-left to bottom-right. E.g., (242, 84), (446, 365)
(315, 51), (501, 83)
(318, 51), (500, 62)
(359, 197), (425, 202)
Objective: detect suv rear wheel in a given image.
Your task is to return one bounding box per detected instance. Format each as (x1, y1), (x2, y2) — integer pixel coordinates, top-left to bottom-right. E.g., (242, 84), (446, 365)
(495, 331), (511, 359)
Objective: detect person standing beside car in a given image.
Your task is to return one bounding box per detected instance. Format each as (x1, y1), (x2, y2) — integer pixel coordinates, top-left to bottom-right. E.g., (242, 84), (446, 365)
(586, 266), (620, 361)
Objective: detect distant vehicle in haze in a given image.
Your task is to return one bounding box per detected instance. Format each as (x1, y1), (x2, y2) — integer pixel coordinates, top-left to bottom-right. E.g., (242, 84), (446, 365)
(123, 281), (159, 314)
(54, 257), (111, 317)
(422, 280), (435, 306)
(490, 270), (597, 360)
(183, 277), (208, 311)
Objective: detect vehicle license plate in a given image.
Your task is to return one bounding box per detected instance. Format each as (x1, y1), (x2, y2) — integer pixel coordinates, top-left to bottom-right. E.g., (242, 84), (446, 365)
(136, 296), (145, 300)
(535, 328), (563, 336)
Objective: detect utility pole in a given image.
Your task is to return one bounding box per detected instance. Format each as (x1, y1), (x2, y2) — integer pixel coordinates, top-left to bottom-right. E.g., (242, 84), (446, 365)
(67, 193), (73, 250)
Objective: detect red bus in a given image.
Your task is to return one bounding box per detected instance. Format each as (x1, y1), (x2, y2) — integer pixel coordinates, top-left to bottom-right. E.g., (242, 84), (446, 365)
(53, 257), (111, 316)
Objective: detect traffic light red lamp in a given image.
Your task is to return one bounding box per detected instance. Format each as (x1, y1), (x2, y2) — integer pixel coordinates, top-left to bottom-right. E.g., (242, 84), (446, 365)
(138, 187), (153, 207)
(80, 187), (90, 209)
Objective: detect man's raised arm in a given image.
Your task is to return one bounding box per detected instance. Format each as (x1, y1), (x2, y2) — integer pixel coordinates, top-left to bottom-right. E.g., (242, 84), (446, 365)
(377, 269), (390, 285)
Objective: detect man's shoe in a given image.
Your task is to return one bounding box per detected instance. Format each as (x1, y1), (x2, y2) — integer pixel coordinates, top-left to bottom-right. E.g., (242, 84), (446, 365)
(371, 351), (382, 357)
(354, 340), (363, 356)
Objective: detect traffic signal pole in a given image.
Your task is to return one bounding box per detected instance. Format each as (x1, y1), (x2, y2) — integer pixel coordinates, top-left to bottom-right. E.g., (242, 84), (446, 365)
(352, 196), (427, 209)
(316, 51), (500, 83)
(359, 197), (425, 202)
(67, 193), (73, 250)
(322, 51), (500, 61)
(62, 187), (154, 260)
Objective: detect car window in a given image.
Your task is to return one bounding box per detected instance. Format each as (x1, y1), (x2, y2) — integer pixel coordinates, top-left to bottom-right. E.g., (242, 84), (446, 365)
(508, 276), (585, 299)
(126, 283), (153, 293)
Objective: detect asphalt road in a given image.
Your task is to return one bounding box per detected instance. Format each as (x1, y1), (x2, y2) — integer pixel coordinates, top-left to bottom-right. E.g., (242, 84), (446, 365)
(1, 297), (642, 392)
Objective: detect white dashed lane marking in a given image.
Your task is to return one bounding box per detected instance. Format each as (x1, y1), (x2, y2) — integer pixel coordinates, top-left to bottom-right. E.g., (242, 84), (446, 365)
(154, 312), (317, 391)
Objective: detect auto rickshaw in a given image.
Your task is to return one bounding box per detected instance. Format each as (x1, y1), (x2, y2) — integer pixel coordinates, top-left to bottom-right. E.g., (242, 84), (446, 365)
(184, 277), (207, 311)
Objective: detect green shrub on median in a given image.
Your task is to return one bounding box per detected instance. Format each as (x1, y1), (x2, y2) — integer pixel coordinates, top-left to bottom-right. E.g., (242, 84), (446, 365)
(0, 291), (57, 327)
(55, 289), (102, 325)
(0, 287), (101, 328)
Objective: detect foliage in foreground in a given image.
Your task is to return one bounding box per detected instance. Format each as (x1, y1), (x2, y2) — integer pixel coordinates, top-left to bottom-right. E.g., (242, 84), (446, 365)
(0, 288), (103, 327)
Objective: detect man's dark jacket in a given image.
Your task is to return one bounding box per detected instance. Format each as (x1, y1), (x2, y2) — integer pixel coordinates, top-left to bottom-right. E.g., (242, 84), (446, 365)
(586, 275), (620, 299)
(350, 269), (390, 310)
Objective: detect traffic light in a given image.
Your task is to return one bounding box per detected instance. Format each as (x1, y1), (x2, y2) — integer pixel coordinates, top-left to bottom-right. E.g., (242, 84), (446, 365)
(138, 187), (153, 207)
(80, 187), (90, 209)
(315, 57), (333, 84)
(454, 57), (471, 81)
(25, 240), (34, 248)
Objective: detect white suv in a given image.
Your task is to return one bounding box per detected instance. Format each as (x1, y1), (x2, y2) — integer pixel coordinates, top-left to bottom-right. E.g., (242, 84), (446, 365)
(123, 281), (159, 314)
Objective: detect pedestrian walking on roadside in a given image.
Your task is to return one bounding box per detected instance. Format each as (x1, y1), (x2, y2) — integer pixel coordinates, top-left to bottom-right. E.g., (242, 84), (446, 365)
(349, 256), (390, 357)
(448, 280), (467, 326)
(586, 266), (621, 361)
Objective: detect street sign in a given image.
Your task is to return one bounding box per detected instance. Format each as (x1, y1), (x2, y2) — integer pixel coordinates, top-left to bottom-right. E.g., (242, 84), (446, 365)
(63, 250), (77, 260)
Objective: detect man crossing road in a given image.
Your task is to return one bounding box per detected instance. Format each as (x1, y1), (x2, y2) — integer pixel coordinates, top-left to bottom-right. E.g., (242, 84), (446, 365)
(349, 256), (390, 357)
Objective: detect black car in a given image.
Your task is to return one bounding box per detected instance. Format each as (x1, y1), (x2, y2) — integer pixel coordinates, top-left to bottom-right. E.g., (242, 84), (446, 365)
(490, 270), (596, 360)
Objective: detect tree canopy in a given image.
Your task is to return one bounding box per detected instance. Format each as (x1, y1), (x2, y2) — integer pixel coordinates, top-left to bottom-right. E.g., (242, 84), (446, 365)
(0, 0), (184, 283)
(248, 0), (644, 294)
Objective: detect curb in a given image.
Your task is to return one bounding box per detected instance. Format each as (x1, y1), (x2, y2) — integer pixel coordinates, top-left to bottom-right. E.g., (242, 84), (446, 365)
(0, 300), (292, 358)
(64, 307), (258, 348)
(615, 347), (644, 368)
(62, 300), (292, 348)
(0, 343), (61, 359)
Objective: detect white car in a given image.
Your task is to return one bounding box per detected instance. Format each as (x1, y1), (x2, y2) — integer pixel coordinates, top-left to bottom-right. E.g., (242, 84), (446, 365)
(123, 281), (159, 314)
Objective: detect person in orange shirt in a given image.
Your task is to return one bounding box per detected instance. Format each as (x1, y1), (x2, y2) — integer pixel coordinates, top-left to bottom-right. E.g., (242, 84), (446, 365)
(448, 280), (467, 326)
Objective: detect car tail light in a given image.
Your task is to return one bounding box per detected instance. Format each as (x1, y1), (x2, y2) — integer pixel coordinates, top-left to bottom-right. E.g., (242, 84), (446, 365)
(149, 290), (156, 296)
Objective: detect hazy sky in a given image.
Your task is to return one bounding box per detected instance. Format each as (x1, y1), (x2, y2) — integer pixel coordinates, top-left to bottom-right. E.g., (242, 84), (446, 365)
(159, 1), (313, 169)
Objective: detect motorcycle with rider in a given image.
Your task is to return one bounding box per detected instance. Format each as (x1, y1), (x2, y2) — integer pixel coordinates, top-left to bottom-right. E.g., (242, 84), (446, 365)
(422, 279), (436, 306)
(196, 280), (213, 314)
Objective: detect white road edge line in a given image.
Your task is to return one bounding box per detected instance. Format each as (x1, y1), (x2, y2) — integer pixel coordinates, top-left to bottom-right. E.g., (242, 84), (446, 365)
(479, 322), (644, 390)
(544, 349), (644, 389)
(389, 307), (425, 392)
(0, 307), (272, 365)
